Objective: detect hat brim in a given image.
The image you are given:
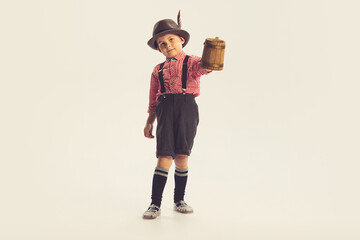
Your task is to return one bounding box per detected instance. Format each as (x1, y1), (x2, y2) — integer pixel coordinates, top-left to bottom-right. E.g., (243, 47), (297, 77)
(147, 29), (190, 50)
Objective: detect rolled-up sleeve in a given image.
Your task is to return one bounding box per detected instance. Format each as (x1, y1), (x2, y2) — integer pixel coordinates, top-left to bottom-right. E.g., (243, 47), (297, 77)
(190, 55), (212, 77)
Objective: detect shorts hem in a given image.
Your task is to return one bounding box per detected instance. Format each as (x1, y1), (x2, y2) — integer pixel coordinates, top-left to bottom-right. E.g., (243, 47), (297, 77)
(156, 151), (175, 159)
(174, 150), (191, 156)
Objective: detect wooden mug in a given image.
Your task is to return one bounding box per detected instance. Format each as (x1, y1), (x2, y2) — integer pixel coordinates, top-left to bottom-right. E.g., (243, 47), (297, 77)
(201, 37), (225, 71)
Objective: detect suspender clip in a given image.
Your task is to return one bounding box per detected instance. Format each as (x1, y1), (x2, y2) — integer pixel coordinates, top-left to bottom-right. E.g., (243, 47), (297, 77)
(182, 89), (186, 95)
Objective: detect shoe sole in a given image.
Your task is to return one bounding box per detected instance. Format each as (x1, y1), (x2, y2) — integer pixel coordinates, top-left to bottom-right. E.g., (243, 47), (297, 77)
(142, 211), (161, 219)
(173, 207), (194, 214)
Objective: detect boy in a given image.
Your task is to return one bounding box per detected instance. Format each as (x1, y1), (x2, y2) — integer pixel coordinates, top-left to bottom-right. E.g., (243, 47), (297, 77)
(143, 12), (211, 219)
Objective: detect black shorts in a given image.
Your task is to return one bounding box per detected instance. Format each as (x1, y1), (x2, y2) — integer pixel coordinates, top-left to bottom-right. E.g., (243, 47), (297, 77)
(155, 94), (199, 159)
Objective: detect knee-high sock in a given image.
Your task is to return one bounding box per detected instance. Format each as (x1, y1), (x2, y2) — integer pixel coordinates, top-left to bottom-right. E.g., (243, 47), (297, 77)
(151, 167), (169, 207)
(174, 168), (188, 203)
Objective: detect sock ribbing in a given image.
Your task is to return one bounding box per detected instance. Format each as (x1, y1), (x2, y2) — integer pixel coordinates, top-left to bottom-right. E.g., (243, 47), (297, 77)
(154, 166), (169, 177)
(175, 168), (188, 177)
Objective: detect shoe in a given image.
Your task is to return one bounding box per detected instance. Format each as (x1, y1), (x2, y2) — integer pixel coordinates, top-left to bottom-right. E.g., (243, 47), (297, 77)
(143, 204), (161, 219)
(174, 200), (193, 214)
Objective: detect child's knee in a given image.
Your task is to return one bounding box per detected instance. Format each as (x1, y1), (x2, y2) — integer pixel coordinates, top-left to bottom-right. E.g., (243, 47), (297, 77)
(174, 155), (188, 168)
(157, 156), (173, 169)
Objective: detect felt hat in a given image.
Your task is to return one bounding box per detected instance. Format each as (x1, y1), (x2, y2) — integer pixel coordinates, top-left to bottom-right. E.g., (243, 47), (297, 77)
(147, 11), (190, 50)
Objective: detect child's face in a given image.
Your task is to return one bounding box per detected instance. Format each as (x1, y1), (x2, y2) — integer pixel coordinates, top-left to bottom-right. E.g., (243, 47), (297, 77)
(156, 34), (185, 58)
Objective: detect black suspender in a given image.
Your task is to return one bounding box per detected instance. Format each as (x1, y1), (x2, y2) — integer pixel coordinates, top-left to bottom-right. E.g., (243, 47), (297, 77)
(158, 62), (166, 93)
(182, 55), (190, 94)
(158, 55), (190, 95)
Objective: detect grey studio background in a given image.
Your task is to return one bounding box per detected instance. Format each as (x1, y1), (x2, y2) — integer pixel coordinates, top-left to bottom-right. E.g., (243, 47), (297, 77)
(0, 0), (359, 240)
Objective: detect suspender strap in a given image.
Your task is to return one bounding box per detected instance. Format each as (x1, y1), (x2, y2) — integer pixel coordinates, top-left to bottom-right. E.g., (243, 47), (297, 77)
(158, 62), (166, 93)
(182, 55), (190, 95)
(158, 55), (190, 95)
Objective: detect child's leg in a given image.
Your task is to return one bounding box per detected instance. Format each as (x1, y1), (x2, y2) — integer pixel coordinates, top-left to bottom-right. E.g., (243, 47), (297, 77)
(157, 156), (173, 169)
(150, 156), (173, 207)
(174, 154), (189, 203)
(174, 154), (188, 169)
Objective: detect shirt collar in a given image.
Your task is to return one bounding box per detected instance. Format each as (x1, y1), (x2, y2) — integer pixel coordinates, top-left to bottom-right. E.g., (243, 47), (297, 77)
(166, 51), (186, 62)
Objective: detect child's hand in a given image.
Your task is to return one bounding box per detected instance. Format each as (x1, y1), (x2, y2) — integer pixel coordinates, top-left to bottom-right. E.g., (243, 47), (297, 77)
(144, 113), (156, 138)
(144, 122), (154, 139)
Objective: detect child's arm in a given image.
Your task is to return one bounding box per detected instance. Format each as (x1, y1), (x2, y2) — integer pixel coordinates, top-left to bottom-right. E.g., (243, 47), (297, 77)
(144, 68), (159, 139)
(190, 55), (213, 76)
(144, 112), (156, 139)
